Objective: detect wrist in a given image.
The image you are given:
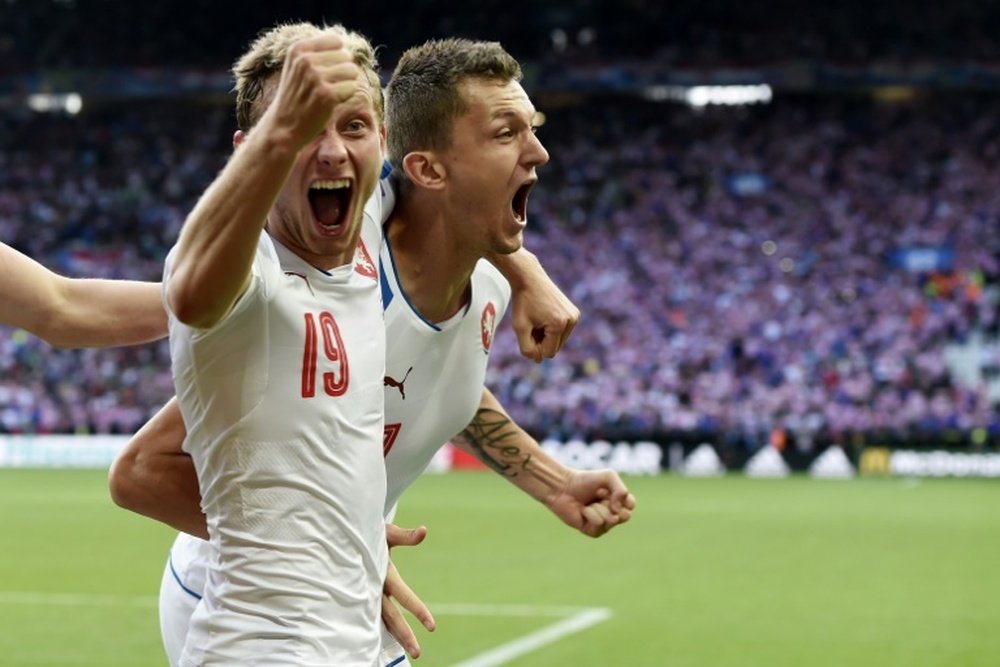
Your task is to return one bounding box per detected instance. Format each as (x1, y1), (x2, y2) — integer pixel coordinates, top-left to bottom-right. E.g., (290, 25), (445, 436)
(489, 247), (539, 291)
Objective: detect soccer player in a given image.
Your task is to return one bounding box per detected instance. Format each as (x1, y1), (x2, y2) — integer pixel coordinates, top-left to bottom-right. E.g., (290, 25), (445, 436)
(0, 242), (166, 347)
(161, 23), (391, 667)
(110, 38), (634, 667)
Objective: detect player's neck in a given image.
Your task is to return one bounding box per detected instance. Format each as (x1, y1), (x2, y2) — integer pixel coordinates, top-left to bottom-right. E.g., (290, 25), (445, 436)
(387, 198), (477, 323)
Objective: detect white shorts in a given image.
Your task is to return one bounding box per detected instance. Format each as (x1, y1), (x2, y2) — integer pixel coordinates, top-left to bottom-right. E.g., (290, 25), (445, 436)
(159, 552), (201, 667)
(160, 539), (410, 667)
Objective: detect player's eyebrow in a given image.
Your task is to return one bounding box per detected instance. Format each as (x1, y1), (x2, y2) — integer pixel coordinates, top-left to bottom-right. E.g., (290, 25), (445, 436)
(491, 107), (536, 122)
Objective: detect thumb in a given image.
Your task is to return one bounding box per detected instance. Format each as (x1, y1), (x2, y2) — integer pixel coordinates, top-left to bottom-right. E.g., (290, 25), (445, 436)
(386, 523), (428, 549)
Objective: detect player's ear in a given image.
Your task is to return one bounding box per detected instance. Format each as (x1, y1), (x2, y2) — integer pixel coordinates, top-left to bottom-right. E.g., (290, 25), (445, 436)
(233, 130), (246, 150)
(379, 124), (387, 154)
(401, 151), (446, 190)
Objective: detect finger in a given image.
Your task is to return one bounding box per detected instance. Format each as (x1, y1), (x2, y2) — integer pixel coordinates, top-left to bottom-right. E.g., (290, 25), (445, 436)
(324, 77), (366, 107)
(295, 33), (346, 54)
(624, 492), (637, 511)
(581, 503), (615, 530)
(539, 329), (561, 359)
(385, 562), (436, 632)
(607, 485), (630, 515)
(531, 327), (547, 360)
(516, 327), (543, 364)
(390, 579), (436, 632)
(386, 524), (427, 549)
(556, 313), (579, 352)
(382, 593), (421, 658)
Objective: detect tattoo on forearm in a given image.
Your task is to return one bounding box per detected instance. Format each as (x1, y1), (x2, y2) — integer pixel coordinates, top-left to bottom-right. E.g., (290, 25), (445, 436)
(455, 408), (531, 477)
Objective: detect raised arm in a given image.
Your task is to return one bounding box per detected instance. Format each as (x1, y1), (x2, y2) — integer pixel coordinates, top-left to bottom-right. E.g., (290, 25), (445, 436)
(108, 397), (207, 539)
(488, 247), (580, 363)
(167, 35), (362, 328)
(0, 243), (166, 348)
(451, 387), (635, 538)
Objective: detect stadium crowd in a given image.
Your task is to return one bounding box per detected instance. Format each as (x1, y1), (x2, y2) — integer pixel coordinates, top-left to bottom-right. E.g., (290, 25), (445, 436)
(1, 94), (998, 449)
(3, 0), (999, 76)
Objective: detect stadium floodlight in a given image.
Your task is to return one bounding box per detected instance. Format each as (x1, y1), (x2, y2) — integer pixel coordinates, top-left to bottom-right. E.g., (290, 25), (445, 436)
(26, 92), (83, 115)
(643, 84), (773, 107)
(685, 85), (772, 107)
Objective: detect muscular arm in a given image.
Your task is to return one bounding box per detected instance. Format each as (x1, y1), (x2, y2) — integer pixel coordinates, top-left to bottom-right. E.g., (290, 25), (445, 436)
(108, 397), (207, 539)
(167, 36), (360, 328)
(0, 243), (166, 348)
(451, 388), (635, 538)
(487, 247), (579, 362)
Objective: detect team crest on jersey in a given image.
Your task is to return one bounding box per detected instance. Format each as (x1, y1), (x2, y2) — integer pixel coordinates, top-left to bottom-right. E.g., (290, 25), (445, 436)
(481, 302), (497, 353)
(354, 240), (377, 280)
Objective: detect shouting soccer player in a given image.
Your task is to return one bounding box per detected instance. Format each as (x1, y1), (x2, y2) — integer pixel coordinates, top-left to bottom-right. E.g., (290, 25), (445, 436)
(110, 34), (633, 667)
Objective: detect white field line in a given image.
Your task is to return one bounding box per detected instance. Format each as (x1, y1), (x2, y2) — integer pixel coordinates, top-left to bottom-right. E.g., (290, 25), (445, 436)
(448, 607), (613, 667)
(0, 592), (612, 666)
(431, 603), (599, 617)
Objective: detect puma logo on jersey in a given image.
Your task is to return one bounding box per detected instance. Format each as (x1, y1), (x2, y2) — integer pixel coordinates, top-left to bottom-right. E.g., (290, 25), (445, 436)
(285, 271), (315, 296)
(383, 366), (413, 399)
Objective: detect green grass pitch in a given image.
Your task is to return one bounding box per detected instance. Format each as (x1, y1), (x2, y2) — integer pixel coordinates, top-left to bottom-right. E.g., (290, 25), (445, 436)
(1, 468), (998, 666)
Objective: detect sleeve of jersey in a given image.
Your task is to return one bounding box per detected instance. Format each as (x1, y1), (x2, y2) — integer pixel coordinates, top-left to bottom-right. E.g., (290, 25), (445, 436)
(477, 259), (514, 317)
(161, 232), (274, 331)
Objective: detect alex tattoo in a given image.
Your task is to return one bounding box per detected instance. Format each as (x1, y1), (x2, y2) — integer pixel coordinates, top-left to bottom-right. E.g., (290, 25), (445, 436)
(456, 408), (531, 477)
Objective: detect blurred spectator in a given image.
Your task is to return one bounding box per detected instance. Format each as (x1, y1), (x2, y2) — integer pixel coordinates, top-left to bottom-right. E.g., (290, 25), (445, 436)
(1, 93), (998, 448)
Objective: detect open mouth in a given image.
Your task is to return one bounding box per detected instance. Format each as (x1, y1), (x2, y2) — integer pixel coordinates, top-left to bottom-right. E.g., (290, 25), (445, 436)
(308, 179), (351, 232)
(511, 179), (536, 223)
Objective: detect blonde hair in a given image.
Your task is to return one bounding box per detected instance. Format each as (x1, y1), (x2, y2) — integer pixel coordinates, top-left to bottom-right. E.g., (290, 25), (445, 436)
(233, 21), (382, 132)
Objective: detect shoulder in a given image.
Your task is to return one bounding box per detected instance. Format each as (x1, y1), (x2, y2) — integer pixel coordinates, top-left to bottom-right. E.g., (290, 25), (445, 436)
(473, 259), (512, 302)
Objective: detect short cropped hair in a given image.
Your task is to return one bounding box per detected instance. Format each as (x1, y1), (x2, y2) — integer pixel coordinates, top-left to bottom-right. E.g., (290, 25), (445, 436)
(233, 22), (382, 132)
(386, 38), (521, 174)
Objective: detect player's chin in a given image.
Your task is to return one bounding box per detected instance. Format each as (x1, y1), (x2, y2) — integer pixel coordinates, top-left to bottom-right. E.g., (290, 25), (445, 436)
(496, 226), (525, 254)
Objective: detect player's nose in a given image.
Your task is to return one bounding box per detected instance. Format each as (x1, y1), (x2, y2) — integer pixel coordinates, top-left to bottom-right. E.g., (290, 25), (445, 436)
(317, 132), (348, 166)
(523, 131), (549, 169)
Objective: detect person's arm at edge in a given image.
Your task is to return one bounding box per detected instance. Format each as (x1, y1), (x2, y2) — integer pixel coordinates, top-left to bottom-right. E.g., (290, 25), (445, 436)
(486, 247), (579, 362)
(108, 397), (208, 539)
(451, 387), (636, 538)
(0, 243), (166, 348)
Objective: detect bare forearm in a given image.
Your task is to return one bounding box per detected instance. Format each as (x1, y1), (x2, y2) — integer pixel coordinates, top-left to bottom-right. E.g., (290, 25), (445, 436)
(54, 279), (166, 347)
(110, 449), (207, 539)
(485, 246), (538, 291)
(168, 124), (298, 328)
(0, 244), (164, 348)
(108, 398), (208, 539)
(451, 388), (569, 504)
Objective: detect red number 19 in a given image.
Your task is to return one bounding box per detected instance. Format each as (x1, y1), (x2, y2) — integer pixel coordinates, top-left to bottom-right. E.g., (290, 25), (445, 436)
(301, 311), (350, 398)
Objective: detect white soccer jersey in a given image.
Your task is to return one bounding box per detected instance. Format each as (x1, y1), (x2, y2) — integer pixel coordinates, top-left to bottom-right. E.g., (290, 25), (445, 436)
(165, 208), (388, 667)
(160, 178), (510, 666)
(379, 241), (512, 511)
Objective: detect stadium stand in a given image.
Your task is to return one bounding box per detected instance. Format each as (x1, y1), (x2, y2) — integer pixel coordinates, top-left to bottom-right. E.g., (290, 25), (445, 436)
(1, 0), (998, 454)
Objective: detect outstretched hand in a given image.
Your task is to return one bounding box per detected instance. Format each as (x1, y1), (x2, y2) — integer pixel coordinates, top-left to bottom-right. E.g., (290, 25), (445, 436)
(545, 470), (636, 538)
(382, 524), (436, 659)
